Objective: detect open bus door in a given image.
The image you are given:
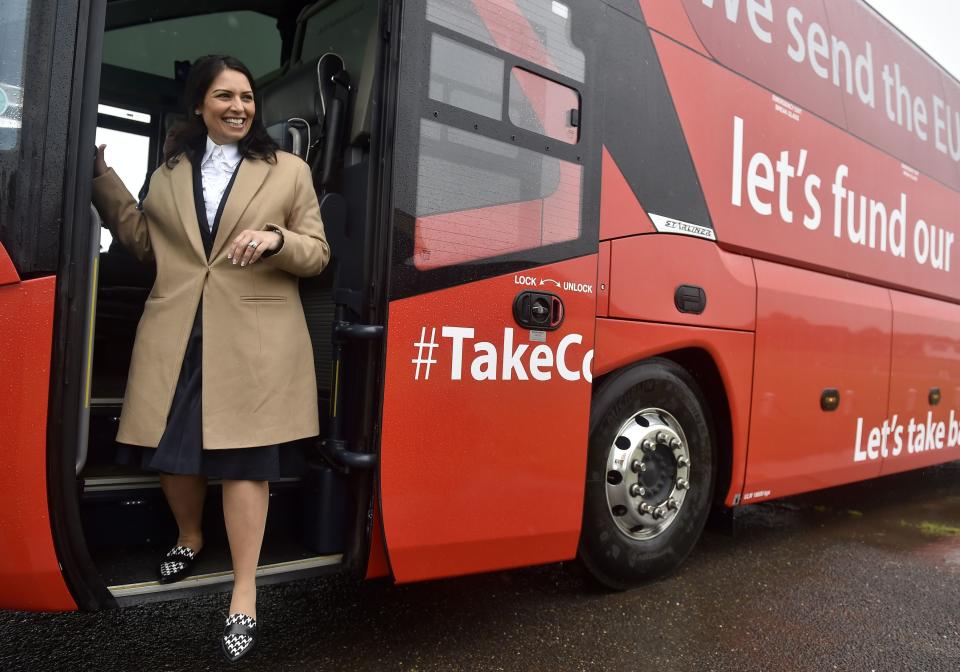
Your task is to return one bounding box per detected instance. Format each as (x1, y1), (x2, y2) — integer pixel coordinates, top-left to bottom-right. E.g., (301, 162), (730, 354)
(0, 0), (106, 610)
(2, 0), (389, 611)
(376, 0), (601, 582)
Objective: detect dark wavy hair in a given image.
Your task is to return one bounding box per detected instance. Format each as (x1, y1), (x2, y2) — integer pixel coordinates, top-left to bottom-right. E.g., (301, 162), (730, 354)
(164, 55), (278, 167)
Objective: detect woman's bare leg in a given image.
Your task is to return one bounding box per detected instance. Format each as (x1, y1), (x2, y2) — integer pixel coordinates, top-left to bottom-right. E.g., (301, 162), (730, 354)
(159, 473), (207, 552)
(222, 479), (269, 619)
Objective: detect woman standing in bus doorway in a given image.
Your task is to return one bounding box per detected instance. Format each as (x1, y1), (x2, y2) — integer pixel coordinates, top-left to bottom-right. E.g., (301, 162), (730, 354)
(92, 54), (329, 662)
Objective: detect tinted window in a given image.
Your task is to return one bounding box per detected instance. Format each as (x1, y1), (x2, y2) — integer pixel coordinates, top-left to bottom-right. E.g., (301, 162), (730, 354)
(390, 0), (596, 299)
(426, 0), (584, 82)
(429, 34), (503, 121)
(412, 119), (581, 271)
(300, 0), (378, 74)
(509, 68), (579, 144)
(102, 12), (280, 79)
(0, 0), (29, 150)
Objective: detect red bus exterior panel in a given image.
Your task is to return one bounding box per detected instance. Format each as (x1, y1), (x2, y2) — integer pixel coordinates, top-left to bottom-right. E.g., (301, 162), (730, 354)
(365, 494), (391, 580)
(599, 147), (656, 241)
(609, 235), (756, 331)
(636, 0), (710, 57)
(652, 32), (960, 304)
(662, 0), (960, 193)
(744, 260), (891, 502)
(0, 244), (19, 286)
(881, 291), (960, 476)
(597, 240), (610, 317)
(593, 318), (754, 507)
(0, 276), (76, 611)
(380, 256), (597, 582)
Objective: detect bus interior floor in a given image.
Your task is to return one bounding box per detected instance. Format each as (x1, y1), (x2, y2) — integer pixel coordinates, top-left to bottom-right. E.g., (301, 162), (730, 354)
(80, 479), (331, 587)
(88, 531), (322, 588)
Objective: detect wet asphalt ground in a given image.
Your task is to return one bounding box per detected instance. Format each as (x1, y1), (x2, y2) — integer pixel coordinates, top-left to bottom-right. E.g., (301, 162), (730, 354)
(4, 463), (960, 672)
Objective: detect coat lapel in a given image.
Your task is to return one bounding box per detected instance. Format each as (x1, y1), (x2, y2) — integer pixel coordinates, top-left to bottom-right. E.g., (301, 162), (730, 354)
(171, 158), (207, 263)
(209, 159), (270, 261)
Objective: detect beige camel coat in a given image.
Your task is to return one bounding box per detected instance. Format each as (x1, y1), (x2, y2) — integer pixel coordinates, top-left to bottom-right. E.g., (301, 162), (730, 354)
(92, 152), (330, 449)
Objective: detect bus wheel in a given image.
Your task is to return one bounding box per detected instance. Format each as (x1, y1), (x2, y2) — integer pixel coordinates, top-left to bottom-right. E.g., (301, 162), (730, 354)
(579, 358), (716, 589)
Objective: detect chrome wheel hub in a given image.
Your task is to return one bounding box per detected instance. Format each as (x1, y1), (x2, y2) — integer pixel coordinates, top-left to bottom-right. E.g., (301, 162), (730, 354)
(605, 408), (691, 540)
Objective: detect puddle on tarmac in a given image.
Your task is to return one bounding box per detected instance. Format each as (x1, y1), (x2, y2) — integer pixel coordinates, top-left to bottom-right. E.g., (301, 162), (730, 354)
(733, 462), (960, 571)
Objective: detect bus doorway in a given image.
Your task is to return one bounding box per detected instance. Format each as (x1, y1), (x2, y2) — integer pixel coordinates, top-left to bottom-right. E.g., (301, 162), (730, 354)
(61, 0), (389, 608)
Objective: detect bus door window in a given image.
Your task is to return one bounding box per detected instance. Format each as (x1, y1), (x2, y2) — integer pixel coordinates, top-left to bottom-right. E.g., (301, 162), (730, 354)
(509, 68), (580, 144)
(0, 0), (29, 151)
(425, 0), (585, 83)
(413, 120), (582, 271)
(428, 34), (504, 121)
(393, 0), (593, 296)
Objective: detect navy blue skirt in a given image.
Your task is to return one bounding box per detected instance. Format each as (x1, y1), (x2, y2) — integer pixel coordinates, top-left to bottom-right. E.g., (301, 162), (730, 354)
(118, 302), (306, 480)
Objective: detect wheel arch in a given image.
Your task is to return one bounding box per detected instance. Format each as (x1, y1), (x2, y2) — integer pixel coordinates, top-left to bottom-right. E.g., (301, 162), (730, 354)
(658, 348), (733, 509)
(592, 346), (737, 509)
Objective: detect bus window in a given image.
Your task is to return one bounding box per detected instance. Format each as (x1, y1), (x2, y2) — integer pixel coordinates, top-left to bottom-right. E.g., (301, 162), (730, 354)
(102, 12), (281, 79)
(426, 0), (585, 83)
(300, 0), (378, 75)
(509, 68), (579, 144)
(95, 126), (150, 196)
(391, 0), (594, 298)
(0, 0), (29, 150)
(429, 33), (504, 121)
(412, 119), (581, 271)
(94, 106), (152, 252)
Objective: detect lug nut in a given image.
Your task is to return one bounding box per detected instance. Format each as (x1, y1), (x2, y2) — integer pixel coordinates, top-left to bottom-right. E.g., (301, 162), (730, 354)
(677, 457), (689, 468)
(666, 498), (678, 510)
(630, 484), (645, 497)
(653, 506), (665, 519)
(670, 437), (681, 450)
(676, 478), (689, 490)
(656, 432), (666, 444)
(631, 459), (647, 473)
(639, 503), (653, 515)
(641, 440), (655, 452)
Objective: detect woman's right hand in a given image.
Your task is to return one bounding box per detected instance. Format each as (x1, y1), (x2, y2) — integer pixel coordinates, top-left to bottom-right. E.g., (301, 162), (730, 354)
(94, 144), (109, 177)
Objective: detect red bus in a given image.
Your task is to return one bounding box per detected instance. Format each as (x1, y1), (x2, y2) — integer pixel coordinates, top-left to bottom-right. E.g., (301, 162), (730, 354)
(2, 0), (959, 611)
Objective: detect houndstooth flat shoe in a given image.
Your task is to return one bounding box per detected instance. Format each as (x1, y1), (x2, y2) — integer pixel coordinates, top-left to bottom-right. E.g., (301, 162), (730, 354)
(221, 613), (258, 662)
(157, 545), (199, 584)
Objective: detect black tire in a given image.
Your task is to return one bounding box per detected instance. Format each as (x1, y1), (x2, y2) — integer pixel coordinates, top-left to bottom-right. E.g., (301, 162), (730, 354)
(578, 358), (716, 590)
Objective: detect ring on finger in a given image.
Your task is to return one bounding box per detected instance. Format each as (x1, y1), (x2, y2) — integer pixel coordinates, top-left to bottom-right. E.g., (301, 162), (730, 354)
(247, 240), (260, 249)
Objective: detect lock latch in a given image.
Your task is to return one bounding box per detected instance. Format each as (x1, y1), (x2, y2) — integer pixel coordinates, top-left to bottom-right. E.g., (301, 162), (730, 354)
(513, 291), (564, 331)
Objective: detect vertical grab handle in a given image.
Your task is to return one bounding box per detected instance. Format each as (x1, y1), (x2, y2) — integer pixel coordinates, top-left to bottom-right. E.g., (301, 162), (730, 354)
(76, 204), (102, 475)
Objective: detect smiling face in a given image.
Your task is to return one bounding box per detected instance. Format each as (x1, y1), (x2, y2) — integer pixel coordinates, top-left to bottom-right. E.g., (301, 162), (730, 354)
(197, 68), (255, 145)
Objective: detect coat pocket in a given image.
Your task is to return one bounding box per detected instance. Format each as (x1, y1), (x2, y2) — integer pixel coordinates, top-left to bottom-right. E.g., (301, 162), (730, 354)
(240, 295), (288, 303)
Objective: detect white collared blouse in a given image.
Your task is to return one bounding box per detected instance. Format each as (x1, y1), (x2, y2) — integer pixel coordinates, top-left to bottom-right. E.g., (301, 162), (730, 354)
(199, 136), (242, 231)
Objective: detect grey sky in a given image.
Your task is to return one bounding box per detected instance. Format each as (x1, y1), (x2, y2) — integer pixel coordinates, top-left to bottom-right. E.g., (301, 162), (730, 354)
(865, 0), (960, 79)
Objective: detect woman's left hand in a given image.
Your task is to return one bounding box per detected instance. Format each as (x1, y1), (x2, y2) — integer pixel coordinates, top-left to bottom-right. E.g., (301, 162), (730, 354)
(229, 229), (282, 266)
